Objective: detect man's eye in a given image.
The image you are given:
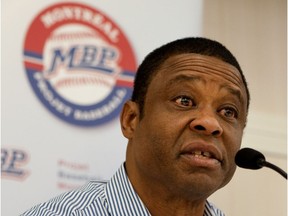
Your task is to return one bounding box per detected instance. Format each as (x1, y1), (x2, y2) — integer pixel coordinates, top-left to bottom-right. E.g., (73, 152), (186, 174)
(175, 96), (194, 107)
(219, 107), (238, 119)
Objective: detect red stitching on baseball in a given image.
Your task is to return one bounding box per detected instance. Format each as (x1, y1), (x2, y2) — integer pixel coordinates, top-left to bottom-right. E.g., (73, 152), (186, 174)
(49, 32), (96, 41)
(54, 76), (113, 88)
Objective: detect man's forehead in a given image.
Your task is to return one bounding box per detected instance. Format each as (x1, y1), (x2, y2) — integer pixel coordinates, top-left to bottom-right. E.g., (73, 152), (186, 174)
(161, 53), (239, 73)
(157, 53), (242, 85)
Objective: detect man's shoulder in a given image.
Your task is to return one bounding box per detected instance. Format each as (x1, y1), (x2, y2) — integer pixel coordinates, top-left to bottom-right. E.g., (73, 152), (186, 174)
(51, 180), (108, 202)
(21, 180), (109, 216)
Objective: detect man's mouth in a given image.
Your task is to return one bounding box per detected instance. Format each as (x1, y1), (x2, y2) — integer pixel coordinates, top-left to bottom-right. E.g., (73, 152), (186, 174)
(181, 150), (221, 168)
(184, 150), (220, 161)
(179, 142), (223, 168)
(180, 141), (223, 161)
(190, 150), (213, 158)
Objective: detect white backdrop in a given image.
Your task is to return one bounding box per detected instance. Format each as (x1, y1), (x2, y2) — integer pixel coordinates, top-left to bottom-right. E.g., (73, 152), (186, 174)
(1, 1), (203, 215)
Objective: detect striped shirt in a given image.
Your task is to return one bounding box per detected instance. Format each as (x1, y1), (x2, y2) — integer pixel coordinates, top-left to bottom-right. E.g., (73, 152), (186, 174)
(21, 163), (225, 216)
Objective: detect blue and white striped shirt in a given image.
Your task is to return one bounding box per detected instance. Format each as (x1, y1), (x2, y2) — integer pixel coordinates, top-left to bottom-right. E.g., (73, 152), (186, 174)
(21, 163), (225, 215)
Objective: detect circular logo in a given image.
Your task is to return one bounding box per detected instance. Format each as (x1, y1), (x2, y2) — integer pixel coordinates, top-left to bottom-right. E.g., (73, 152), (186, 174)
(23, 2), (137, 126)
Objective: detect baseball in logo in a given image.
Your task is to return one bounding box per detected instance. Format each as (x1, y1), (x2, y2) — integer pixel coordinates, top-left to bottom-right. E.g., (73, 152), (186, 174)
(23, 2), (137, 126)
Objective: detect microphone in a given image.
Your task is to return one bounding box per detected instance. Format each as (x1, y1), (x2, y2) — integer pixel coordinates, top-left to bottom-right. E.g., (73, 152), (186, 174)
(235, 147), (287, 179)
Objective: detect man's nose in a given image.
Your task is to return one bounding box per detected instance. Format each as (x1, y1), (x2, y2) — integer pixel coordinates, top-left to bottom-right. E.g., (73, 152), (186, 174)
(189, 113), (223, 137)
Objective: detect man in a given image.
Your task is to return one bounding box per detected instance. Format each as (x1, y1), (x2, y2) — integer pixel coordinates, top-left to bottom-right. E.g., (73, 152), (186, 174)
(22, 37), (250, 216)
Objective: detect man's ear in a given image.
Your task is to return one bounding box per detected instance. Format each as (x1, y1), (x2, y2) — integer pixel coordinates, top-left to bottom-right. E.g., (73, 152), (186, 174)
(120, 101), (140, 139)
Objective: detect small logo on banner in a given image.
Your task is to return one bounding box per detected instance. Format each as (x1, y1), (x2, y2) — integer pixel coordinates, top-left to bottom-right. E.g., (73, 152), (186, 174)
(23, 2), (137, 126)
(1, 148), (30, 181)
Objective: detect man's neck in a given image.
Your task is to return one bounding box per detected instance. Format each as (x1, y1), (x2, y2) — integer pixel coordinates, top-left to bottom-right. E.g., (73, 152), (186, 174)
(125, 162), (207, 216)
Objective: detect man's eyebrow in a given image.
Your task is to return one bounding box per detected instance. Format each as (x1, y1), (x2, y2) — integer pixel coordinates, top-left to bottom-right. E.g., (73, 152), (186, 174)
(167, 74), (203, 87)
(220, 84), (243, 102)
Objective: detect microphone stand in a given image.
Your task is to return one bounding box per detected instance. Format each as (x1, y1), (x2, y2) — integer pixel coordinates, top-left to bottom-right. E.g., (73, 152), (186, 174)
(257, 158), (287, 179)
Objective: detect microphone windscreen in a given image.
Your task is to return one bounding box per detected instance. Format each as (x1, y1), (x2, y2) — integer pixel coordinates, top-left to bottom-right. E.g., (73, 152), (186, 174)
(235, 148), (266, 170)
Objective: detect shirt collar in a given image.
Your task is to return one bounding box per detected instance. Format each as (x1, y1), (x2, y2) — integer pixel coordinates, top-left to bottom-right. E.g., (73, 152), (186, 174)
(105, 163), (151, 216)
(105, 163), (223, 216)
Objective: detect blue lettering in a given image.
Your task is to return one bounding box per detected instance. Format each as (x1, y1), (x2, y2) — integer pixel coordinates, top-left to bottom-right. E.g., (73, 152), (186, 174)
(1, 148), (28, 177)
(80, 46), (97, 66)
(98, 47), (117, 67)
(47, 45), (118, 75)
(47, 47), (77, 74)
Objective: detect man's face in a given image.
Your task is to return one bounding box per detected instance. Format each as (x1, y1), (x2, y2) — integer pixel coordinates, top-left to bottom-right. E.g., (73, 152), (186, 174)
(124, 53), (248, 200)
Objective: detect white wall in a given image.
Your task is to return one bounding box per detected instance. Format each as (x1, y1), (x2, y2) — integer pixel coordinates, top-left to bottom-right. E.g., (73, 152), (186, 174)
(202, 1), (287, 215)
